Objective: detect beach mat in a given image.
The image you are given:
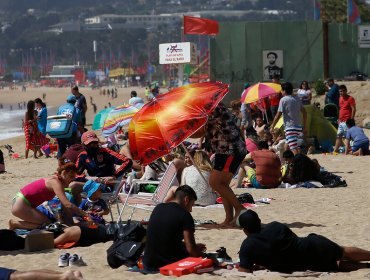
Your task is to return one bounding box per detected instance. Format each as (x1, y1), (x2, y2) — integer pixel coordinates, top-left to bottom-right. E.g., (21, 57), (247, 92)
(213, 268), (329, 278)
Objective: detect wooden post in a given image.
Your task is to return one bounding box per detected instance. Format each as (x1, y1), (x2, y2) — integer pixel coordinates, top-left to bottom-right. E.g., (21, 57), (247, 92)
(323, 21), (329, 79)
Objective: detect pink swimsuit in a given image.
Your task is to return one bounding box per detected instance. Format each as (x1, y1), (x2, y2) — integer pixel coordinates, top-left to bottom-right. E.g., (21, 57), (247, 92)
(20, 178), (55, 208)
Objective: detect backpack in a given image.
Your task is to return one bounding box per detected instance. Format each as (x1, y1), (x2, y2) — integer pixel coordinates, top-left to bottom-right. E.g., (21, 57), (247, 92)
(106, 222), (146, 268)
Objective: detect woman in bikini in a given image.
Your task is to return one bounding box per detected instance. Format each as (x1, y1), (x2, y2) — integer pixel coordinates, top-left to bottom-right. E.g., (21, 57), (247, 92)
(9, 162), (86, 230)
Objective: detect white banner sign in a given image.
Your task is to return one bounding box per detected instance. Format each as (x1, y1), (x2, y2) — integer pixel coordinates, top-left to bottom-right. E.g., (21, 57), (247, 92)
(159, 42), (197, 65)
(358, 25), (370, 48)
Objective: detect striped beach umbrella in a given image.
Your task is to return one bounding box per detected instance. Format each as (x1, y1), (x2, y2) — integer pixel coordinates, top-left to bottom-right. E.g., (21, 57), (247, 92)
(241, 82), (282, 104)
(102, 104), (139, 137)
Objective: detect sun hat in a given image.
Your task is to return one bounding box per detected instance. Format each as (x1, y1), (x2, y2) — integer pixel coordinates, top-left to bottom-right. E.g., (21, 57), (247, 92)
(83, 180), (101, 198)
(81, 131), (99, 145)
(67, 94), (77, 103)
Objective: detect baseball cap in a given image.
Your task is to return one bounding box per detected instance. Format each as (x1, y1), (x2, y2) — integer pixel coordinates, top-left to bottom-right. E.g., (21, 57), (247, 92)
(81, 131), (99, 145)
(83, 180), (101, 198)
(236, 209), (261, 233)
(67, 94), (77, 103)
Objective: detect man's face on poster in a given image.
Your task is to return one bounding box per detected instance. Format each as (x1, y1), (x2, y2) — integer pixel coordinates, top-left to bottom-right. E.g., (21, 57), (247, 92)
(267, 53), (277, 65)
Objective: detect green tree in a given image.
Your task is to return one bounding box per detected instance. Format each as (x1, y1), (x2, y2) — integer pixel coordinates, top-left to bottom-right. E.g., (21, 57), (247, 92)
(321, 0), (370, 23)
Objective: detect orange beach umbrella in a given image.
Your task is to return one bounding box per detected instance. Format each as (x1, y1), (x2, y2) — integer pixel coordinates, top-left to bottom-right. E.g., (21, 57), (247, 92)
(129, 82), (229, 164)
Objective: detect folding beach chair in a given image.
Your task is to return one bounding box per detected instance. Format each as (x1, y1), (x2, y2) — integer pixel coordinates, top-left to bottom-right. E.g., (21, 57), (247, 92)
(117, 162), (178, 222)
(101, 176), (127, 222)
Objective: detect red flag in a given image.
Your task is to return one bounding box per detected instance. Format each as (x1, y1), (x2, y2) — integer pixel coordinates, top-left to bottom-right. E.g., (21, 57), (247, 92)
(183, 16), (219, 35)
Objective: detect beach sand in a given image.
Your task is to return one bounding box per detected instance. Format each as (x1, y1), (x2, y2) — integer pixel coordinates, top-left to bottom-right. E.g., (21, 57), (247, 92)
(0, 84), (370, 279)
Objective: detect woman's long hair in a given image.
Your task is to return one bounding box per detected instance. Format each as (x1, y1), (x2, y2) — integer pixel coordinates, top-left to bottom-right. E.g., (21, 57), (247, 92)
(35, 98), (46, 108)
(26, 100), (35, 121)
(299, 81), (310, 90)
(194, 150), (212, 172)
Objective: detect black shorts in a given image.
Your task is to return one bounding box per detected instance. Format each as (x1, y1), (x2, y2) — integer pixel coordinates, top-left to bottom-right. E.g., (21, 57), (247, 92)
(305, 234), (343, 271)
(213, 153), (246, 174)
(78, 225), (112, 247)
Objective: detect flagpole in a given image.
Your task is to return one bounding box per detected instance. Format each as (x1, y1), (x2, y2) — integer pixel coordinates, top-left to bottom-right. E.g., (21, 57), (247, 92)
(178, 24), (184, 87)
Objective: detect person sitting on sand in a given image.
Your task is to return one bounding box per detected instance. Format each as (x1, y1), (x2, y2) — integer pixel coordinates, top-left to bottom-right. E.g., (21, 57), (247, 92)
(281, 150), (294, 182)
(271, 128), (286, 161)
(35, 192), (75, 224)
(345, 118), (369, 156)
(79, 181), (109, 225)
(9, 162), (86, 230)
(143, 185), (206, 271)
(165, 150), (217, 206)
(237, 210), (370, 273)
(244, 126), (259, 153)
(244, 141), (281, 189)
(283, 153), (320, 185)
(0, 267), (83, 280)
(70, 131), (132, 204)
(253, 117), (266, 139)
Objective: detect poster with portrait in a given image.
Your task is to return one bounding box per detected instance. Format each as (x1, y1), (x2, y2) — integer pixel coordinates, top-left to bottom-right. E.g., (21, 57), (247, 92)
(358, 25), (370, 48)
(262, 50), (284, 80)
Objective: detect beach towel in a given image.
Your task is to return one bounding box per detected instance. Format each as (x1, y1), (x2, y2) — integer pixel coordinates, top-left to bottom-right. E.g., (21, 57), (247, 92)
(212, 268), (329, 278)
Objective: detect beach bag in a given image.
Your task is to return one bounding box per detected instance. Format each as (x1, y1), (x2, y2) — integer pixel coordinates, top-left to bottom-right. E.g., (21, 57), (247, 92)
(106, 222), (146, 268)
(46, 113), (74, 139)
(317, 171), (347, 188)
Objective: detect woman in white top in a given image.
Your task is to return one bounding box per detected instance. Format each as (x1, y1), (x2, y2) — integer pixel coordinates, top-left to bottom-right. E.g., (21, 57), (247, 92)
(180, 150), (217, 206)
(297, 81), (312, 105)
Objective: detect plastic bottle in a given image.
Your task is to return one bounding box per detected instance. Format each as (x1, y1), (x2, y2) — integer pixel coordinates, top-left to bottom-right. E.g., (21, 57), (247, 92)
(56, 206), (63, 223)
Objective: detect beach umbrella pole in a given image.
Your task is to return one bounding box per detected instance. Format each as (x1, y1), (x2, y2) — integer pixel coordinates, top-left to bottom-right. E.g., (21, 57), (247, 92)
(181, 143), (209, 186)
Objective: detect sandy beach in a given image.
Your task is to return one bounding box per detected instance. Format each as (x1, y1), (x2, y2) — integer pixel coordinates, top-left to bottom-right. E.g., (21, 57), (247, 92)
(0, 84), (370, 279)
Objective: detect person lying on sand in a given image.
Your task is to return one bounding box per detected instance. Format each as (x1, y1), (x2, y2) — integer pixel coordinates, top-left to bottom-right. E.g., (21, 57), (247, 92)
(0, 267), (83, 280)
(9, 162), (86, 230)
(237, 210), (370, 273)
(54, 224), (112, 248)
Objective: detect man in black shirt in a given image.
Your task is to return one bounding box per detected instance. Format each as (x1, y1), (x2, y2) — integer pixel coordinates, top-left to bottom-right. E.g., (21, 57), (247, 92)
(238, 210), (370, 273)
(143, 185), (206, 270)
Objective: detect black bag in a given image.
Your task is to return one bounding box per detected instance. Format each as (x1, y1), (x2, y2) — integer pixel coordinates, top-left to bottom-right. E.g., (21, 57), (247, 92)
(318, 171), (347, 188)
(237, 193), (255, 204)
(0, 229), (25, 251)
(106, 222), (146, 268)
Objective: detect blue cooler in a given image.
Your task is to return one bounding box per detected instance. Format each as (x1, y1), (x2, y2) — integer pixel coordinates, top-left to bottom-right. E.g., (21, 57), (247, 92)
(46, 115), (74, 138)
